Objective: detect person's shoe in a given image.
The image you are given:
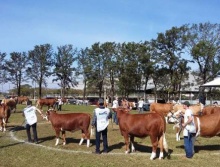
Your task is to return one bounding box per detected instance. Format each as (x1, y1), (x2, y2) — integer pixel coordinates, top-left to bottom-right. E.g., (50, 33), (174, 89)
(102, 151), (108, 154)
(92, 151), (100, 154)
(26, 139), (33, 143)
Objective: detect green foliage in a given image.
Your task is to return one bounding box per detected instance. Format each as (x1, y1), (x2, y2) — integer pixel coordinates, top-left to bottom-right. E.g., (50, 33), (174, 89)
(188, 22), (220, 86)
(27, 44), (54, 98)
(53, 44), (78, 97)
(4, 52), (28, 96)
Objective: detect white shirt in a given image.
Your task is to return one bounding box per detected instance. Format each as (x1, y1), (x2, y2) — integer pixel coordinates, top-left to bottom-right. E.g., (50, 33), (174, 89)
(94, 108), (110, 132)
(23, 106), (38, 125)
(112, 99), (119, 108)
(183, 108), (194, 136)
(138, 100), (144, 108)
(58, 98), (63, 105)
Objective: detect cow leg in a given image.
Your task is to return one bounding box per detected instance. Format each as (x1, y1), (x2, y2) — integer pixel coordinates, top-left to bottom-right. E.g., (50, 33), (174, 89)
(176, 127), (182, 141)
(123, 133), (130, 154)
(2, 118), (6, 132)
(79, 133), (85, 146)
(55, 129), (60, 146)
(84, 129), (91, 147)
(130, 136), (135, 152)
(149, 135), (158, 160)
(62, 131), (66, 145)
(174, 126), (181, 141)
(0, 120), (2, 131)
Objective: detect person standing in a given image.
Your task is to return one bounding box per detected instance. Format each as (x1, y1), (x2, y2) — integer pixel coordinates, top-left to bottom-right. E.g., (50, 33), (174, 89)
(112, 97), (119, 125)
(23, 100), (44, 144)
(138, 98), (144, 113)
(182, 101), (196, 158)
(58, 97), (63, 111)
(91, 98), (112, 154)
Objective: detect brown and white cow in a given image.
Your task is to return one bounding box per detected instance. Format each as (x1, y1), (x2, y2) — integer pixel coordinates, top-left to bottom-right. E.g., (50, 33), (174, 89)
(46, 109), (91, 147)
(112, 107), (169, 160)
(167, 103), (204, 124)
(16, 96), (29, 104)
(202, 105), (220, 115)
(36, 98), (57, 110)
(150, 102), (174, 123)
(0, 104), (10, 132)
(1, 99), (17, 113)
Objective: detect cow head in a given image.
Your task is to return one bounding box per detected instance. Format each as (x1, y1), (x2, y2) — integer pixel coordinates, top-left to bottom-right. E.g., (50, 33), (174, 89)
(45, 109), (57, 121)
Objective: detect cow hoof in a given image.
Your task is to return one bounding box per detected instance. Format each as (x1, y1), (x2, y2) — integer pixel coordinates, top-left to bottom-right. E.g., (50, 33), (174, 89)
(63, 142), (66, 145)
(150, 152), (156, 160)
(125, 151), (129, 154)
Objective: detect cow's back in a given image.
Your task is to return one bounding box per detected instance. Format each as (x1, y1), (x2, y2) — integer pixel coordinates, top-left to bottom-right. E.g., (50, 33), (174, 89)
(150, 102), (173, 116)
(49, 112), (91, 131)
(196, 112), (220, 137)
(190, 104), (203, 115)
(37, 98), (56, 106)
(118, 112), (166, 137)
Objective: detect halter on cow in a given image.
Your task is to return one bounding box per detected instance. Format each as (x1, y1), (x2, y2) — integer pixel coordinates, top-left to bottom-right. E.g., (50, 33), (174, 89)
(112, 107), (169, 160)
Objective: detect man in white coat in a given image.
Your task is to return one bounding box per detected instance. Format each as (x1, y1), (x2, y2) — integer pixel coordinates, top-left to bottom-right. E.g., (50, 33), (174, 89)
(91, 98), (112, 154)
(23, 100), (43, 144)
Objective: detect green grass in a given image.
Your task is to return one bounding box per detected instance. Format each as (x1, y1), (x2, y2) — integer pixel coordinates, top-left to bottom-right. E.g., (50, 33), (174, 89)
(0, 104), (220, 167)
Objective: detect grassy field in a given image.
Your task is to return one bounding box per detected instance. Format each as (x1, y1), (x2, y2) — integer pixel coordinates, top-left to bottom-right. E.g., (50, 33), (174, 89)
(0, 104), (219, 167)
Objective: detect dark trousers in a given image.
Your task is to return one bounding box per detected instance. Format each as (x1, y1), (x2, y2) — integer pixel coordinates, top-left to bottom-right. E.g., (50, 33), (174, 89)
(184, 135), (194, 158)
(58, 105), (62, 111)
(26, 123), (38, 142)
(95, 127), (108, 153)
(113, 112), (118, 125)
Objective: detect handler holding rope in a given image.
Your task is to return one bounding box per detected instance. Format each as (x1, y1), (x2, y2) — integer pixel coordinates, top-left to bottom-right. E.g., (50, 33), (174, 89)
(91, 98), (112, 154)
(22, 100), (44, 144)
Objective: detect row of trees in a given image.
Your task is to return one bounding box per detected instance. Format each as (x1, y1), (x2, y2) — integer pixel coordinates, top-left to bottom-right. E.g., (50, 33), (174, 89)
(0, 22), (220, 101)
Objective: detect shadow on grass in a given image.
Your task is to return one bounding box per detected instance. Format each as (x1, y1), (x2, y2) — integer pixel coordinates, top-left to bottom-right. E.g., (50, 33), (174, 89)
(176, 144), (220, 153)
(108, 141), (173, 159)
(0, 142), (24, 149)
(7, 125), (25, 132)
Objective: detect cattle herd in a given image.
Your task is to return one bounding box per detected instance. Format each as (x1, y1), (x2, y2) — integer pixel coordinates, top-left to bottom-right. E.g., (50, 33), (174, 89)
(0, 96), (219, 160)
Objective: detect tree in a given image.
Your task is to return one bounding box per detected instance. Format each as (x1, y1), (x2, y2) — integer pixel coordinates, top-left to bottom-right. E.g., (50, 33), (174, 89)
(117, 42), (141, 97)
(77, 47), (93, 100)
(152, 25), (191, 101)
(4, 52), (28, 96)
(53, 44), (78, 97)
(0, 52), (7, 93)
(136, 41), (155, 100)
(27, 44), (54, 98)
(85, 43), (108, 98)
(188, 22), (220, 85)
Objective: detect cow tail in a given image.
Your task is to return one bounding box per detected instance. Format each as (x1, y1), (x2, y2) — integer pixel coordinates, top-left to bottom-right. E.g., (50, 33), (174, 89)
(163, 133), (168, 152)
(160, 114), (169, 158)
(88, 114), (94, 137)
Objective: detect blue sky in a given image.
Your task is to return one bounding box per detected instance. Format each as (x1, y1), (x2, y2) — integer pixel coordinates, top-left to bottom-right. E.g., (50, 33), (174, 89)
(1, 0), (220, 92)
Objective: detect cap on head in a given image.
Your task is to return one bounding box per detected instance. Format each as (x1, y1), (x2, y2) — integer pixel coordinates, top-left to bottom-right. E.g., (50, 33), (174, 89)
(98, 98), (104, 105)
(183, 101), (190, 107)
